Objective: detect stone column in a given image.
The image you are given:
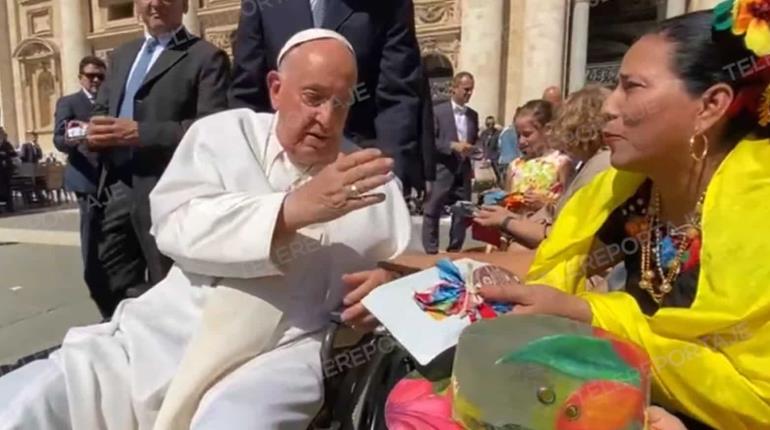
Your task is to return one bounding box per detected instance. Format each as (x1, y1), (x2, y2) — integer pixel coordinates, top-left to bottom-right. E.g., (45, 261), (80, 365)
(688, 0), (721, 12)
(183, 0), (201, 36)
(58, 0), (90, 94)
(0, 0), (17, 138)
(457, 0), (504, 120)
(666, 0), (687, 17)
(519, 0), (567, 102)
(568, 0), (590, 92)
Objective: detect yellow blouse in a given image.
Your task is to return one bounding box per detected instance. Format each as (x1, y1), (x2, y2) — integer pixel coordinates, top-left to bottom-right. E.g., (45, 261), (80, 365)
(526, 137), (770, 428)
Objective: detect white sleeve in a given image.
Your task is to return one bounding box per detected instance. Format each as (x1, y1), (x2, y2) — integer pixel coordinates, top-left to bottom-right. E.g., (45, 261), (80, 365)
(149, 115), (286, 279)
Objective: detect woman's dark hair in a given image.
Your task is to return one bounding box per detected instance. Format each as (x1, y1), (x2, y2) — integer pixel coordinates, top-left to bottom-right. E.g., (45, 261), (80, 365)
(515, 99), (554, 127)
(651, 10), (766, 144)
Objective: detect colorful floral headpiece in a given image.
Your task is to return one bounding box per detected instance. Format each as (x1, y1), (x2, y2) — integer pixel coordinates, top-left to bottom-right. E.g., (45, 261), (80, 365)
(714, 0), (770, 55)
(714, 0), (770, 125)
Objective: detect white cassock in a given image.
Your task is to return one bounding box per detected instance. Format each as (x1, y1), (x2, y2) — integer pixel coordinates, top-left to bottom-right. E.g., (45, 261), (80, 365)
(0, 108), (411, 430)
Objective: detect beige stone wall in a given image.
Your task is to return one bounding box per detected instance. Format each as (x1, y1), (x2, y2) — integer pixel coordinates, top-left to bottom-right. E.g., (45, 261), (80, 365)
(688, 0), (721, 12)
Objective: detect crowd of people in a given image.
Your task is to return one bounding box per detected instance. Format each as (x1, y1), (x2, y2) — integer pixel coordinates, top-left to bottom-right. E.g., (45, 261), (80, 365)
(0, 129), (64, 212)
(0, 0), (768, 429)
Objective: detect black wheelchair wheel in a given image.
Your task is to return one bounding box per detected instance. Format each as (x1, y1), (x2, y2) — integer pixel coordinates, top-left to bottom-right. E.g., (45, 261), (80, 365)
(310, 323), (416, 430)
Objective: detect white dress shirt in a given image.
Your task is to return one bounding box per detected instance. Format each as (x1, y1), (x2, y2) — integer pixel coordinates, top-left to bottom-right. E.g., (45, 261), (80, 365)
(81, 87), (95, 104)
(451, 99), (468, 142)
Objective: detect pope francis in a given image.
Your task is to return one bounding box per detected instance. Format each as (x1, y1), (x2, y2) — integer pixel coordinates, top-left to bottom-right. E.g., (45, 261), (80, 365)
(0, 30), (411, 429)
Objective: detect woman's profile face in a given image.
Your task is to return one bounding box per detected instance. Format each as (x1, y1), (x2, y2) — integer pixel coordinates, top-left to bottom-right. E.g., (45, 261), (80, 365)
(602, 34), (701, 172)
(515, 114), (548, 159)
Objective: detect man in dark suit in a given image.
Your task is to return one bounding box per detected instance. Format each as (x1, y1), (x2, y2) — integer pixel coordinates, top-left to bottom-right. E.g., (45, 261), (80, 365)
(19, 132), (43, 164)
(84, 0), (230, 317)
(54, 56), (108, 309)
(422, 71), (479, 254)
(229, 0), (425, 185)
(0, 127), (16, 213)
(403, 72), (436, 213)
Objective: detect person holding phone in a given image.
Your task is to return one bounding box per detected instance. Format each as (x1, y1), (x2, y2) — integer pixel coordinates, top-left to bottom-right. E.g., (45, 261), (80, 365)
(53, 55), (107, 313)
(422, 71), (479, 254)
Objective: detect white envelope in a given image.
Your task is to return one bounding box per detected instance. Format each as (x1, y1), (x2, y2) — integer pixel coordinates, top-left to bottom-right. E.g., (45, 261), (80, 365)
(362, 258), (490, 365)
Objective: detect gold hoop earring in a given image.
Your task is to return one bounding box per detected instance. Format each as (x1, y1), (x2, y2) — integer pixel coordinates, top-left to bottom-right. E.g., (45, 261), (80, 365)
(689, 134), (709, 162)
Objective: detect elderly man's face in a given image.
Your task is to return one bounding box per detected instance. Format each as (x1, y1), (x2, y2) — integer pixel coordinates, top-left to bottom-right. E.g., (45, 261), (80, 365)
(269, 39), (358, 167)
(135, 0), (186, 36)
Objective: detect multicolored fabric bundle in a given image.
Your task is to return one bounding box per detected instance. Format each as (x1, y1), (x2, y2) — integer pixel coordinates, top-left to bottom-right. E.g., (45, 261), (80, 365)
(414, 259), (514, 323)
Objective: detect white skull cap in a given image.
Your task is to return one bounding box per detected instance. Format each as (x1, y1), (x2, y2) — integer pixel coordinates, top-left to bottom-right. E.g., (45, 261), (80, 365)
(277, 28), (356, 66)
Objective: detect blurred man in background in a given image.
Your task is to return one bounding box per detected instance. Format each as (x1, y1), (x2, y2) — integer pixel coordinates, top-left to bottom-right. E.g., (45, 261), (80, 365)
(422, 71), (478, 254)
(19, 132), (43, 164)
(0, 127), (17, 213)
(478, 115), (501, 181)
(53, 55), (108, 317)
(497, 114), (521, 183)
(542, 85), (563, 111)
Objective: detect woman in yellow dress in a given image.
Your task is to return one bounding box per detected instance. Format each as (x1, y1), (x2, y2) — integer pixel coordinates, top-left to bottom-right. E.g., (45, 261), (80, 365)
(480, 7), (770, 429)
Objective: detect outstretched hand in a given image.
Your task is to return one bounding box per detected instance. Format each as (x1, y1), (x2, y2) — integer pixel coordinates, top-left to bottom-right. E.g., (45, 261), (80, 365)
(340, 268), (395, 332)
(479, 282), (593, 323)
(282, 148), (394, 231)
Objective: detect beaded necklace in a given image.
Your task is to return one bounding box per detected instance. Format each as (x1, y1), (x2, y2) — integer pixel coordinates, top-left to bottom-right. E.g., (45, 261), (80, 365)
(639, 188), (705, 304)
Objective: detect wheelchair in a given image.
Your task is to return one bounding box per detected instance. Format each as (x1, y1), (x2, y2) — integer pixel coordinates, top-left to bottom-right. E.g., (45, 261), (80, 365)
(1, 317), (417, 430)
(309, 314), (418, 430)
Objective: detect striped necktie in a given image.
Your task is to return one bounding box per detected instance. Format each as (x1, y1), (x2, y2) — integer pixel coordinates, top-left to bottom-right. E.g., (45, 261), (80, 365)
(310, 0), (326, 27)
(119, 38), (160, 119)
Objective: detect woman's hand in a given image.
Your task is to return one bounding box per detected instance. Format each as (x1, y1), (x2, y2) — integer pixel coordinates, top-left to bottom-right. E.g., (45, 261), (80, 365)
(340, 268), (395, 332)
(474, 205), (514, 229)
(647, 407), (688, 430)
(479, 282), (593, 323)
(282, 149), (394, 231)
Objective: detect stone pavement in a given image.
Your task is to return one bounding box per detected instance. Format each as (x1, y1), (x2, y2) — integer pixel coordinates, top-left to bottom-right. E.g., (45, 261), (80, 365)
(0, 206), (482, 365)
(0, 207), (100, 365)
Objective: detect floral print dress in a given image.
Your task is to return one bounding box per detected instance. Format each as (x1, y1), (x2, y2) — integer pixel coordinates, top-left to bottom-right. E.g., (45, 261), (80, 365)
(506, 150), (570, 200)
(503, 150), (571, 215)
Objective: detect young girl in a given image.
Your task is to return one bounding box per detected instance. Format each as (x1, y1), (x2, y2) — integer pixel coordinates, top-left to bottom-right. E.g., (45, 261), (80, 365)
(504, 99), (573, 215)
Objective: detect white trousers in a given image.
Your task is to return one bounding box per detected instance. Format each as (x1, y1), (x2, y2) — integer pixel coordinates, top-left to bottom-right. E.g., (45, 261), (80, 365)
(0, 269), (326, 430)
(0, 337), (324, 430)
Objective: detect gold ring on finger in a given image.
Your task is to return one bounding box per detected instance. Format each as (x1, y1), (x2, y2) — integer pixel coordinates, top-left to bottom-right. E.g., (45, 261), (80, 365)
(346, 184), (361, 199)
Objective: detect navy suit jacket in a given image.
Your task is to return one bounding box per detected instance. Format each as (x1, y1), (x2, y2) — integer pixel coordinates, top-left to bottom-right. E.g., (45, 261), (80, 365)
(433, 100), (479, 174)
(93, 27), (230, 197)
(53, 90), (100, 193)
(229, 0), (424, 182)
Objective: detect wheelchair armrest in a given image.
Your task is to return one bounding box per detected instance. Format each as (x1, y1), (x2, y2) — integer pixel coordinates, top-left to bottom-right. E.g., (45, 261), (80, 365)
(321, 316), (343, 370)
(329, 311), (343, 324)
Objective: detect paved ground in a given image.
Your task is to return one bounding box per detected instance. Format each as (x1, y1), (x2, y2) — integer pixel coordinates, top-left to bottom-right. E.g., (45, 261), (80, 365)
(0, 206), (100, 365)
(0, 205), (481, 365)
